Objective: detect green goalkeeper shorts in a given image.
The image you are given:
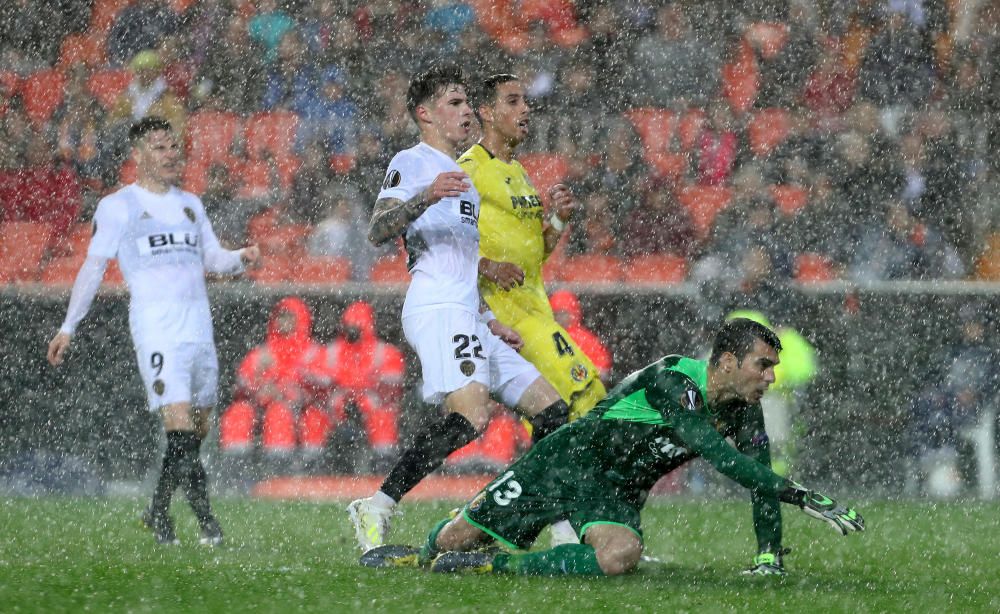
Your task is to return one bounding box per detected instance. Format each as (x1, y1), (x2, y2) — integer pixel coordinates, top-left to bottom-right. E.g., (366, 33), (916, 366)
(462, 463), (644, 551)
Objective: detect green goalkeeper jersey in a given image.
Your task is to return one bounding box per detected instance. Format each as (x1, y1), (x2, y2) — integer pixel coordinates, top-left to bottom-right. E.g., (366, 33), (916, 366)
(543, 354), (792, 551)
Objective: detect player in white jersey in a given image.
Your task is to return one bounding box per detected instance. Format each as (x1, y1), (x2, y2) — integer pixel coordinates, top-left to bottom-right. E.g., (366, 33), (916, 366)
(348, 64), (571, 553)
(46, 117), (261, 546)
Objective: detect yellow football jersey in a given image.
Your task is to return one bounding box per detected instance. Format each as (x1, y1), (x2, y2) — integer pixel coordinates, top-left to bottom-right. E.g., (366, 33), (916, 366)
(459, 143), (605, 417)
(458, 143), (551, 324)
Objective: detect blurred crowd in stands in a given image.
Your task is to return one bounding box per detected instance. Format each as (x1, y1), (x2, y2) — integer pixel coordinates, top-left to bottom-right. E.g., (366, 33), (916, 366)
(3, 0), (1000, 288)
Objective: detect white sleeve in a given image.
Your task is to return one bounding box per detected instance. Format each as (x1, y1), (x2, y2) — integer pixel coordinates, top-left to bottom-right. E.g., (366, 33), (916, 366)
(377, 150), (428, 203)
(87, 196), (127, 259)
(196, 198), (245, 274)
(59, 256), (109, 335)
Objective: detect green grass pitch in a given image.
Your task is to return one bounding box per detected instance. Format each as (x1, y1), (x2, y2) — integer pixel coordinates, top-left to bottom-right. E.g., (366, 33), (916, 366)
(1, 497), (998, 612)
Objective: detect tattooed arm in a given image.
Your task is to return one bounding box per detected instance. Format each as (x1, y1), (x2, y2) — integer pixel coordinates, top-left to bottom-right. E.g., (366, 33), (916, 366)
(368, 194), (431, 246)
(368, 171), (471, 246)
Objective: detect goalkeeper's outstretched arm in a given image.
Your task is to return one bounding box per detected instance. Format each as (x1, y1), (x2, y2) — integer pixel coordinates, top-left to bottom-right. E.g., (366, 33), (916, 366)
(671, 409), (865, 535)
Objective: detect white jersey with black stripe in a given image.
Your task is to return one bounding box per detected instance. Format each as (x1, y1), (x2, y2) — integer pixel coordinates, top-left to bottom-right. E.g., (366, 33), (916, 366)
(377, 142), (481, 318)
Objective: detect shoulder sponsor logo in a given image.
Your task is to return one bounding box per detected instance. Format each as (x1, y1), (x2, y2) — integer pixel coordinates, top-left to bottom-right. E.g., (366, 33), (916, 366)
(183, 207), (196, 223)
(383, 169), (402, 189)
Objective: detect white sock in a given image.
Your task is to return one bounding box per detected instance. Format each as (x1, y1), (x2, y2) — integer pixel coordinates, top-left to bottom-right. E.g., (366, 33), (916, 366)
(372, 491), (397, 508)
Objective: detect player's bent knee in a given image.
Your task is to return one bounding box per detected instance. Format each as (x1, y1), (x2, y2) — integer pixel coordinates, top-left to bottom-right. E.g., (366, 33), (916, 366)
(584, 525), (643, 576)
(595, 544), (642, 576)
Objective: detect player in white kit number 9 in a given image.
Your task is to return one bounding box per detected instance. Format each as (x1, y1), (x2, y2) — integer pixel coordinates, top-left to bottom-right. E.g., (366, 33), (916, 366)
(46, 117), (261, 546)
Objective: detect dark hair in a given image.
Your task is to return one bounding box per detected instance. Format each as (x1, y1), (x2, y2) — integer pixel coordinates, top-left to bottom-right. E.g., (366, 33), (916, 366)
(471, 73), (520, 120)
(406, 63), (468, 122)
(710, 318), (782, 366)
(128, 116), (172, 144)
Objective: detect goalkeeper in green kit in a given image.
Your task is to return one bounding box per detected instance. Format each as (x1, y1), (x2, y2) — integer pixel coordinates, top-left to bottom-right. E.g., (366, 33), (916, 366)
(361, 318), (864, 577)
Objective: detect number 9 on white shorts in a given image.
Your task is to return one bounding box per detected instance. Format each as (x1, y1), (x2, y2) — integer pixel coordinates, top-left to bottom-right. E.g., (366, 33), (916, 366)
(134, 342), (219, 411)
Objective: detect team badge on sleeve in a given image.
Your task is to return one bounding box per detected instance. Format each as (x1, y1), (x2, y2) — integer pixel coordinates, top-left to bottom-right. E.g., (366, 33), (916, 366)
(153, 379), (165, 395)
(183, 207), (196, 222)
(467, 492), (486, 512)
(383, 169), (402, 189)
(682, 388), (701, 412)
(570, 363), (588, 382)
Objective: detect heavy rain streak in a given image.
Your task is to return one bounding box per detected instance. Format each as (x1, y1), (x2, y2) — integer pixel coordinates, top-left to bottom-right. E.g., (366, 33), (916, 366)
(1, 0), (999, 611)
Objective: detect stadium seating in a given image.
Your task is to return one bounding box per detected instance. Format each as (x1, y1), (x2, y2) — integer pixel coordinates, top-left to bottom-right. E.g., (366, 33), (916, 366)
(748, 108), (791, 157)
(48, 222), (93, 258)
(248, 254), (296, 285)
(182, 111), (244, 194)
(103, 259), (124, 286)
(168, 0), (198, 13)
(244, 111), (299, 162)
(329, 154), (357, 175)
(541, 257), (562, 283)
(369, 251), (410, 284)
(58, 33), (108, 68)
(677, 108), (706, 150)
(87, 69), (131, 109)
(676, 185), (732, 239)
(236, 157), (299, 196)
(771, 184), (809, 216)
(622, 254), (688, 284)
(39, 255), (84, 285)
(0, 222), (53, 283)
(0, 71), (19, 97)
(745, 22), (790, 59)
(556, 254), (624, 283)
(21, 69), (66, 126)
(794, 252), (837, 283)
(118, 157), (137, 184)
(625, 108), (699, 180)
(186, 111), (243, 162)
(249, 223), (311, 260)
(625, 108), (678, 157)
(517, 153), (569, 202)
(89, 0), (130, 33)
(721, 39), (758, 113)
(974, 233), (1000, 281)
(467, 0), (586, 52)
(290, 256), (352, 284)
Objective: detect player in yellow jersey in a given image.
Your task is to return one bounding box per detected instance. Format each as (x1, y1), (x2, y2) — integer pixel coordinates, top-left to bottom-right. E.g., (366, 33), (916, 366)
(459, 74), (607, 423)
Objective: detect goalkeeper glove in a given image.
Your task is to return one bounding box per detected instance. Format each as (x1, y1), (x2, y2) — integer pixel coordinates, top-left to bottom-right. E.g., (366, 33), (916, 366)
(741, 548), (789, 576)
(797, 489), (865, 535)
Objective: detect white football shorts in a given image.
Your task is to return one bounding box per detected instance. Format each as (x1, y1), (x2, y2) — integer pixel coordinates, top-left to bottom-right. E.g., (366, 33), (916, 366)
(402, 308), (541, 406)
(133, 341), (219, 411)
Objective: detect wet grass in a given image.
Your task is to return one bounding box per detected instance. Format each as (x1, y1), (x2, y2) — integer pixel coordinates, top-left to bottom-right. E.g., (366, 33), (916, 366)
(1, 497), (998, 612)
